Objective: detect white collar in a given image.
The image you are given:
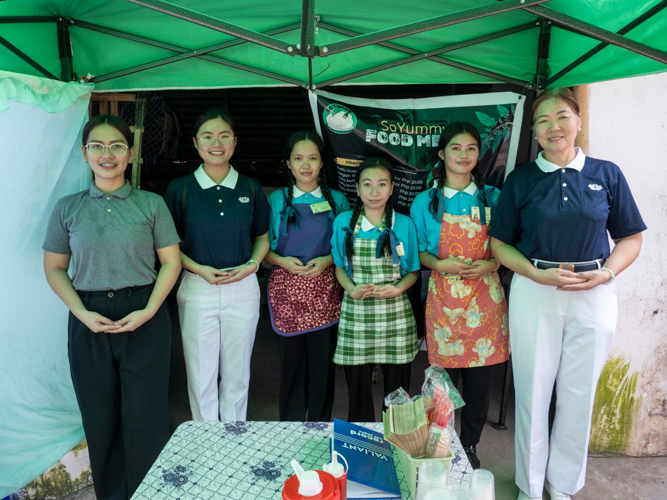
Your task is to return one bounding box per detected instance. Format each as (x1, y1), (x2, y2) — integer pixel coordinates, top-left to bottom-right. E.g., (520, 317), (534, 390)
(292, 185), (322, 198)
(442, 181), (478, 199)
(194, 164), (239, 189)
(360, 210), (395, 232)
(535, 147), (586, 173)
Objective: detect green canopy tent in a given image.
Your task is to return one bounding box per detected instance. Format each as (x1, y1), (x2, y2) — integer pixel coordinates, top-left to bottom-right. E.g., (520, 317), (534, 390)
(1, 0), (667, 91)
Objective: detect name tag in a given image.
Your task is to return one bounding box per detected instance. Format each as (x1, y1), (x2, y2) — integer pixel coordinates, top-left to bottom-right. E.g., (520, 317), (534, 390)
(310, 200), (332, 214)
(395, 242), (405, 256)
(471, 207), (481, 220)
(485, 207), (492, 222)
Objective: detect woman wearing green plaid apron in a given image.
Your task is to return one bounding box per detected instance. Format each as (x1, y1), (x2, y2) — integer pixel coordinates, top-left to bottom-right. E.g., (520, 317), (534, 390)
(331, 158), (420, 422)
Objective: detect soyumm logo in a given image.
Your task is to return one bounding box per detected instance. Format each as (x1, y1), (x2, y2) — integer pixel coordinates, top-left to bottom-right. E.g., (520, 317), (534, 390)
(323, 104), (357, 134)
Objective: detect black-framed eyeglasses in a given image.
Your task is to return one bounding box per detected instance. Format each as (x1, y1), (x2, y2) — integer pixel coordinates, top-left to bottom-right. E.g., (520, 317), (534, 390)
(85, 143), (130, 157)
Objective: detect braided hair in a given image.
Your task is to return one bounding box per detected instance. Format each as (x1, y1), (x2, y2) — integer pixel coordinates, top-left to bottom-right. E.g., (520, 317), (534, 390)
(429, 122), (484, 217)
(282, 131), (339, 225)
(345, 157), (396, 263)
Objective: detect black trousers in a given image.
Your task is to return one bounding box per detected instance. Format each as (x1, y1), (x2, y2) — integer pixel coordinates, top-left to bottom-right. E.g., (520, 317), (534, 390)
(445, 364), (495, 448)
(343, 362), (412, 422)
(68, 284), (171, 500)
(277, 324), (338, 422)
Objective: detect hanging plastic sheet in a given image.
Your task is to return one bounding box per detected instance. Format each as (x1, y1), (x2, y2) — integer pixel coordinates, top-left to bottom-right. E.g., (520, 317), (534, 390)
(0, 71), (93, 496)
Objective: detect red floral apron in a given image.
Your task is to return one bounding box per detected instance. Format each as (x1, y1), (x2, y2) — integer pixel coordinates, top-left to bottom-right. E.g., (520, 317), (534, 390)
(425, 212), (509, 368)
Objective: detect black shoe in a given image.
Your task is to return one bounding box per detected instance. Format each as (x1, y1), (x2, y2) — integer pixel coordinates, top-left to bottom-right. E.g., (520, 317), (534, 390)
(463, 446), (481, 469)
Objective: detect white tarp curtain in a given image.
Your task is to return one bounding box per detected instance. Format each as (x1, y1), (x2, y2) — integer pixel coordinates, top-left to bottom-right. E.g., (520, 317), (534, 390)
(0, 71), (93, 496)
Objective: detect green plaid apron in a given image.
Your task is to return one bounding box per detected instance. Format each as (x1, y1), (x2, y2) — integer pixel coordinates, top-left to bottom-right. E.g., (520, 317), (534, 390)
(333, 217), (418, 365)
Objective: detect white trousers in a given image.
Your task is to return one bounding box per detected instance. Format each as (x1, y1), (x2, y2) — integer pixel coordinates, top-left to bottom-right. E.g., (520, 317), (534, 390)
(177, 271), (260, 421)
(509, 274), (617, 497)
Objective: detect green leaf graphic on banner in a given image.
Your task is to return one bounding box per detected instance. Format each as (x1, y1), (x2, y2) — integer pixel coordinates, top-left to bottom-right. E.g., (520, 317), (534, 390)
(475, 111), (497, 128)
(497, 105), (509, 119)
(492, 132), (502, 153)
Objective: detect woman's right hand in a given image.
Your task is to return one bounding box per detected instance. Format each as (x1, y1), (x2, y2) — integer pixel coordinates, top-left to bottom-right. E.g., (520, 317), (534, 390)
(437, 257), (475, 275)
(279, 256), (308, 274)
(348, 283), (376, 299)
(77, 310), (117, 333)
(527, 267), (588, 287)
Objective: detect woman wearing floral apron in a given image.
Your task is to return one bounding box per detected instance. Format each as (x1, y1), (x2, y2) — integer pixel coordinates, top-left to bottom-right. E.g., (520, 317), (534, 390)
(331, 158), (420, 422)
(265, 131), (350, 422)
(411, 122), (509, 469)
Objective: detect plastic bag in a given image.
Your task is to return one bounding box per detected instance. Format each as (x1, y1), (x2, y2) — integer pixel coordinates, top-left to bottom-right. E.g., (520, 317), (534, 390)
(421, 364), (465, 410)
(425, 413), (455, 458)
(384, 386), (413, 407)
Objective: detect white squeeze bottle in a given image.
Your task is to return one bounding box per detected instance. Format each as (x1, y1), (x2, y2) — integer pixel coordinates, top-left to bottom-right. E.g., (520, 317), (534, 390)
(323, 451), (348, 500)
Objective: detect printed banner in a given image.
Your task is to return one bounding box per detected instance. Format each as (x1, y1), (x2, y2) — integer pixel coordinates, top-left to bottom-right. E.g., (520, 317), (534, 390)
(309, 90), (525, 214)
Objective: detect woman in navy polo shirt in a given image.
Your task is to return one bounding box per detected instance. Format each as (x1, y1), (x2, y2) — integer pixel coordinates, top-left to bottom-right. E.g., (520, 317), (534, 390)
(164, 108), (270, 422)
(264, 131), (350, 422)
(489, 88), (646, 500)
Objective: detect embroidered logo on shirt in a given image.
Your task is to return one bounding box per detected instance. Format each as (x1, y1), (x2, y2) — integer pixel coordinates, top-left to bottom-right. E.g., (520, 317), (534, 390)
(588, 184), (603, 191)
(238, 196), (250, 203)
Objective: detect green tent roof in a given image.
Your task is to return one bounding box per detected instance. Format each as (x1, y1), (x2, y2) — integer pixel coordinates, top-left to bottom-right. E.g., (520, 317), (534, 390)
(1, 0), (667, 91)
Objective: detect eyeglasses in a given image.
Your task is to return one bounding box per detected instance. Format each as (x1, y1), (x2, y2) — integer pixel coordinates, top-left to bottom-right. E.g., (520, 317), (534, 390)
(85, 143), (130, 157)
(197, 135), (235, 147)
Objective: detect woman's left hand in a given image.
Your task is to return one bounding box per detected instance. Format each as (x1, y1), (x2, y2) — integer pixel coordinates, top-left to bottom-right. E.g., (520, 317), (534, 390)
(216, 263), (256, 285)
(458, 260), (497, 280)
(368, 284), (402, 298)
(557, 270), (612, 291)
(109, 309), (154, 333)
(299, 256), (331, 279)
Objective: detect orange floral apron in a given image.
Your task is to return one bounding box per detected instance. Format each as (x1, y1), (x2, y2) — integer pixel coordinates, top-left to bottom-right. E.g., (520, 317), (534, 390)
(425, 211), (509, 368)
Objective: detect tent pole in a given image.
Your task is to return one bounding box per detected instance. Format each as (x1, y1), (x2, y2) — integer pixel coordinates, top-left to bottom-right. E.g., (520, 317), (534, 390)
(542, 0), (667, 88)
(124, 0), (297, 55)
(523, 4), (667, 66)
(318, 0), (552, 56)
(0, 35), (58, 80)
(573, 85), (589, 155)
(57, 18), (75, 81)
(534, 20), (551, 90)
(300, 0), (315, 58)
(315, 25), (535, 88)
(0, 16), (60, 23)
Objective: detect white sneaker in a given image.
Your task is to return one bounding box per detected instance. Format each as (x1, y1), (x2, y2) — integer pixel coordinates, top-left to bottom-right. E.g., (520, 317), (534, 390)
(517, 489), (542, 500)
(546, 481), (572, 500)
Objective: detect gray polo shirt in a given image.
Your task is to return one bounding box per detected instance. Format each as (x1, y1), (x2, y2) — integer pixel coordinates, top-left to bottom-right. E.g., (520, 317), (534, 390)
(43, 181), (180, 291)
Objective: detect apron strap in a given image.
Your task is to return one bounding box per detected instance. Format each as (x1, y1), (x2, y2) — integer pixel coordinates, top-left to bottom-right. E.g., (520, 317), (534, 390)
(376, 228), (400, 265)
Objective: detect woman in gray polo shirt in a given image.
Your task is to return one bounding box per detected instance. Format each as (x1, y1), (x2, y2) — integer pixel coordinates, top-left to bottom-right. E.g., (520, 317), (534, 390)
(43, 115), (182, 500)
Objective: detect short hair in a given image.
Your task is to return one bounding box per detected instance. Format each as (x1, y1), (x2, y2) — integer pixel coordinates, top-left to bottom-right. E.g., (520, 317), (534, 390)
(532, 87), (580, 124)
(82, 115), (133, 146)
(192, 108), (236, 138)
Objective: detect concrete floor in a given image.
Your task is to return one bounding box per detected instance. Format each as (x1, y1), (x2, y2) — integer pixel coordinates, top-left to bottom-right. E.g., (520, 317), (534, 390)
(69, 299), (667, 500)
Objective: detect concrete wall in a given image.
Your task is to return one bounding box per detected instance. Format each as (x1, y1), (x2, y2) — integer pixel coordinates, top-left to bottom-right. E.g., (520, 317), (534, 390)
(586, 73), (667, 456)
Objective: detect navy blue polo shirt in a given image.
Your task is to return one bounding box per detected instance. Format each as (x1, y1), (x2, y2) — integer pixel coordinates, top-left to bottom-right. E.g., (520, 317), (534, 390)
(489, 150), (646, 262)
(164, 165), (270, 269)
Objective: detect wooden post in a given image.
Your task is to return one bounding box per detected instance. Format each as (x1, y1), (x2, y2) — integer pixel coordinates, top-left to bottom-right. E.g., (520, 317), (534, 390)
(573, 85), (590, 155)
(131, 98), (146, 189)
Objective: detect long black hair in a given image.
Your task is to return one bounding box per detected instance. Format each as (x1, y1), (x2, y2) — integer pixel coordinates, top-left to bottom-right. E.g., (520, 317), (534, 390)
(345, 157), (395, 262)
(429, 122), (484, 216)
(282, 131), (338, 223)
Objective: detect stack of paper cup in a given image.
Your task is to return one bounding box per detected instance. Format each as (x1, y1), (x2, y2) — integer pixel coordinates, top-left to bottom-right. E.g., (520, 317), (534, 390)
(416, 461), (449, 500)
(470, 469), (495, 500)
(423, 490), (455, 500)
(447, 484), (473, 500)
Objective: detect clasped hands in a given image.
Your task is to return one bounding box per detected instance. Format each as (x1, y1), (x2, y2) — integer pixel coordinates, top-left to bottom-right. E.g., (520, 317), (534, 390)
(528, 267), (612, 290)
(436, 256), (497, 280)
(280, 256), (329, 279)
